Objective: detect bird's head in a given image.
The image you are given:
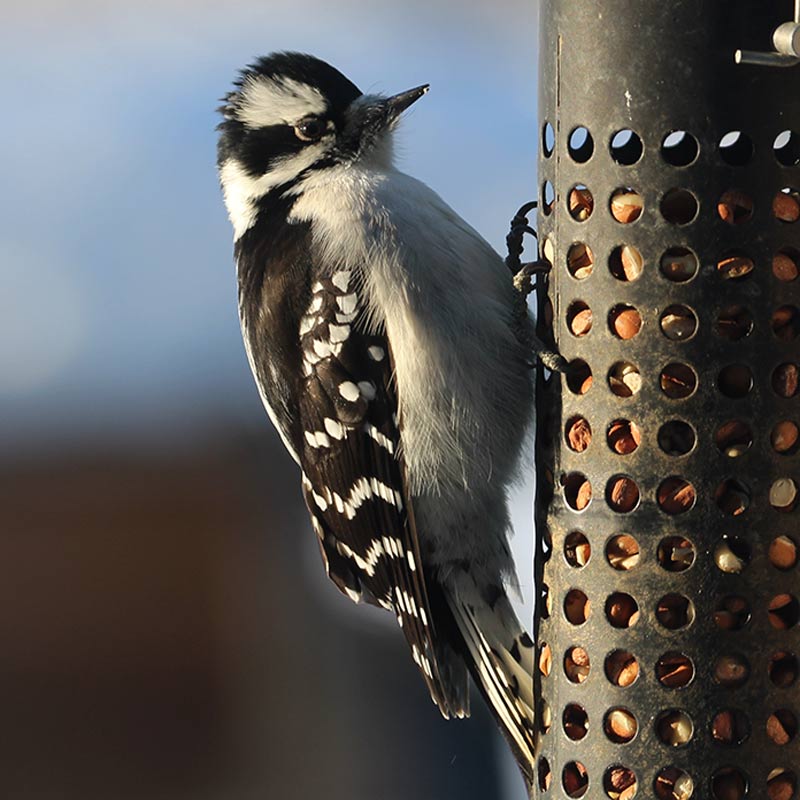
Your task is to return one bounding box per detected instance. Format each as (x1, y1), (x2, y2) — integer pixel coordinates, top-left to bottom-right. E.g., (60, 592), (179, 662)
(217, 52), (428, 238)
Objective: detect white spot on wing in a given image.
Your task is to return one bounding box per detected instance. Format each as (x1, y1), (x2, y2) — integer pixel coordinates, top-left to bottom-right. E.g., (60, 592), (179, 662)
(339, 381), (360, 402)
(337, 293), (357, 315)
(363, 422), (395, 454)
(331, 270), (351, 291)
(358, 381), (376, 401)
(344, 586), (361, 604)
(328, 324), (350, 343)
(368, 345), (385, 361)
(313, 340), (333, 358)
(324, 417), (345, 439)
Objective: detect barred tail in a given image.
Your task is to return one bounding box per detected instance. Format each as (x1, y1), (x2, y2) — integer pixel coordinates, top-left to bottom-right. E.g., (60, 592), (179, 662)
(445, 571), (536, 788)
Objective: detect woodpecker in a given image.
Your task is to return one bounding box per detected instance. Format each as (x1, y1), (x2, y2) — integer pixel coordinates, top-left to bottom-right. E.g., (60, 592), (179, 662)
(217, 52), (538, 785)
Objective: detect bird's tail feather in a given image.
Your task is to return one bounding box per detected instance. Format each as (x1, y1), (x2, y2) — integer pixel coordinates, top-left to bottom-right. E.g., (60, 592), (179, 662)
(446, 571), (536, 788)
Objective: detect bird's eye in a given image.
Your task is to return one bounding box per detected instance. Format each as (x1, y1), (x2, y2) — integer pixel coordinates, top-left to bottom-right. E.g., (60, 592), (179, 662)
(294, 117), (325, 142)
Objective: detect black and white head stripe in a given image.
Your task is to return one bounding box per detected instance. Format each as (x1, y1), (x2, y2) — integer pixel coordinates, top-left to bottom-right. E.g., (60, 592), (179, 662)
(294, 264), (458, 714)
(219, 52), (362, 127)
(217, 54), (364, 240)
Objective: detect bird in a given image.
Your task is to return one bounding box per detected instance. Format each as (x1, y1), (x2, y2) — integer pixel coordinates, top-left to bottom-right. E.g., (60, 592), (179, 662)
(216, 52), (538, 785)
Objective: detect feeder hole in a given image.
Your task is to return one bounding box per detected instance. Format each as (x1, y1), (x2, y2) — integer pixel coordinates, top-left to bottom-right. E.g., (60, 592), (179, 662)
(610, 305), (642, 340)
(604, 707), (638, 744)
(566, 416), (592, 452)
(654, 767), (694, 800)
(565, 646), (591, 684)
(655, 709), (693, 747)
(769, 651), (799, 687)
(768, 593), (799, 630)
(713, 595), (750, 631)
(713, 653), (750, 688)
(767, 768), (796, 800)
(767, 710), (797, 745)
(718, 189), (753, 225)
(568, 126), (594, 163)
(606, 475), (640, 512)
(716, 305), (753, 340)
(609, 362), (642, 397)
(564, 472), (592, 511)
(769, 536), (798, 569)
(660, 305), (697, 340)
(711, 767), (748, 800)
(714, 536), (750, 573)
(610, 244), (643, 281)
(563, 761), (589, 799)
(774, 130), (800, 166)
(567, 300), (592, 337)
(772, 363), (800, 398)
(658, 420), (695, 456)
(538, 757), (552, 793)
(567, 242), (594, 279)
(606, 534), (640, 571)
(715, 478), (751, 516)
(661, 188), (698, 225)
(568, 184), (593, 221)
(567, 359), (593, 394)
(660, 363), (697, 399)
(773, 188), (800, 223)
(660, 246), (697, 282)
(717, 253), (754, 280)
(611, 188), (644, 224)
(661, 130), (699, 166)
(606, 592), (640, 628)
(718, 364), (753, 398)
(657, 477), (696, 515)
(610, 129), (643, 165)
(711, 710), (751, 746)
(542, 122), (555, 157)
(538, 642), (552, 677)
(774, 248), (800, 281)
(656, 593), (694, 630)
(608, 419), (641, 454)
(656, 652), (694, 688)
(714, 420), (753, 457)
(718, 131), (754, 166)
(565, 589), (590, 625)
(657, 536), (695, 572)
(565, 530), (591, 568)
(772, 306), (800, 340)
(606, 650), (639, 687)
(603, 766), (637, 800)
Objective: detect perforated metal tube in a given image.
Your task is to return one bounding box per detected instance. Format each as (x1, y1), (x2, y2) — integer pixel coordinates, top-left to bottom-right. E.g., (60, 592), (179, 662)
(533, 3), (800, 799)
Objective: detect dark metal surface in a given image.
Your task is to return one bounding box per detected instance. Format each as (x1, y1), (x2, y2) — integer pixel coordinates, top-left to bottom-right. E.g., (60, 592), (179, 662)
(534, 1), (800, 798)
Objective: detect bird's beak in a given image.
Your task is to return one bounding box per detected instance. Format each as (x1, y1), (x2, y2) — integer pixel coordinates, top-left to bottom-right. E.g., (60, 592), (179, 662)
(384, 84), (430, 118)
(345, 85), (430, 153)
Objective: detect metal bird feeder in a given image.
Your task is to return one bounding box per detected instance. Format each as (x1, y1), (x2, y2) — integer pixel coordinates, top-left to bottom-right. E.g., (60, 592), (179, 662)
(532, 2), (800, 798)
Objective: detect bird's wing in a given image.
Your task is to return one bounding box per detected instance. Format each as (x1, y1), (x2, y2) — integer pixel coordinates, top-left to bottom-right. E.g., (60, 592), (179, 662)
(295, 268), (454, 713)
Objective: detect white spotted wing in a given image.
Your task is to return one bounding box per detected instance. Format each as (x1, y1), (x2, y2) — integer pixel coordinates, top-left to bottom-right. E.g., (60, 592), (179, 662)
(296, 269), (448, 705)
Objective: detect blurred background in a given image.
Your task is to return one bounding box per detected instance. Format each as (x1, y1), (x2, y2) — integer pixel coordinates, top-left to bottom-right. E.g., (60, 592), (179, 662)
(1, 1), (540, 797)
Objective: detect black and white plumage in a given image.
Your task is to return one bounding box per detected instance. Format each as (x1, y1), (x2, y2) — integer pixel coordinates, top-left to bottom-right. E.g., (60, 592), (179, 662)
(217, 52), (536, 785)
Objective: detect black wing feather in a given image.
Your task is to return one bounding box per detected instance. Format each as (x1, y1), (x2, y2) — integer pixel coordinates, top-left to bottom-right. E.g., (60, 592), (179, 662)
(295, 269), (452, 712)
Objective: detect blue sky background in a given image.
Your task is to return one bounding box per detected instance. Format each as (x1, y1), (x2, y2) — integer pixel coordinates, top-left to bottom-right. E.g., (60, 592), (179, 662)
(2, 4), (540, 794)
